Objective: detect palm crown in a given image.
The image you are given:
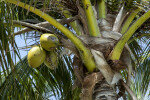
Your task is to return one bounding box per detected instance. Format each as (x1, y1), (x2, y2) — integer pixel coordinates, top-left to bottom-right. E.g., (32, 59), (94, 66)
(0, 0), (150, 100)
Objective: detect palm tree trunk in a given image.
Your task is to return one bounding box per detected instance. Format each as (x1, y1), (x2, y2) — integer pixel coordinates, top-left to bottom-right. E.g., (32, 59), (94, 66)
(93, 80), (117, 100)
(79, 72), (117, 100)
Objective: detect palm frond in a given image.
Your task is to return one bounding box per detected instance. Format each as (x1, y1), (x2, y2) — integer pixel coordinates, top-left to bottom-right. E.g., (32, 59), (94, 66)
(131, 59), (150, 99)
(0, 53), (80, 100)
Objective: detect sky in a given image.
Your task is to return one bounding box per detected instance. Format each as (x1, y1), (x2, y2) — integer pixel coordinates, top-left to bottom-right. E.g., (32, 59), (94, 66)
(15, 35), (28, 61)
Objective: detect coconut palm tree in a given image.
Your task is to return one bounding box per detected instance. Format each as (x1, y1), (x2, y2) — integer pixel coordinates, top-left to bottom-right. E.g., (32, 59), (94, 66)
(0, 0), (150, 100)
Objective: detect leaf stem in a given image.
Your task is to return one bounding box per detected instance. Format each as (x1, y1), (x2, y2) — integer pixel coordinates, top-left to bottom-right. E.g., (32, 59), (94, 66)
(82, 0), (100, 36)
(110, 9), (150, 60)
(6, 0), (96, 72)
(121, 8), (141, 34)
(63, 10), (82, 35)
(97, 0), (106, 19)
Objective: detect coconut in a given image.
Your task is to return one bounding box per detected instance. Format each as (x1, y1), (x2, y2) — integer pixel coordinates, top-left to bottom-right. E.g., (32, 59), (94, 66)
(27, 46), (46, 68)
(44, 51), (58, 70)
(40, 33), (59, 51)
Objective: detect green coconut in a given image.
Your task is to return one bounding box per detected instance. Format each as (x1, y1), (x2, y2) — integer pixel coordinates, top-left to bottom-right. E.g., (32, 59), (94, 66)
(44, 51), (58, 70)
(28, 46), (46, 68)
(40, 33), (59, 51)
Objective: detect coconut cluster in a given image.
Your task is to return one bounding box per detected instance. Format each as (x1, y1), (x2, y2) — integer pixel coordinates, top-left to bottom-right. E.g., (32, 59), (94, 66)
(27, 33), (59, 70)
